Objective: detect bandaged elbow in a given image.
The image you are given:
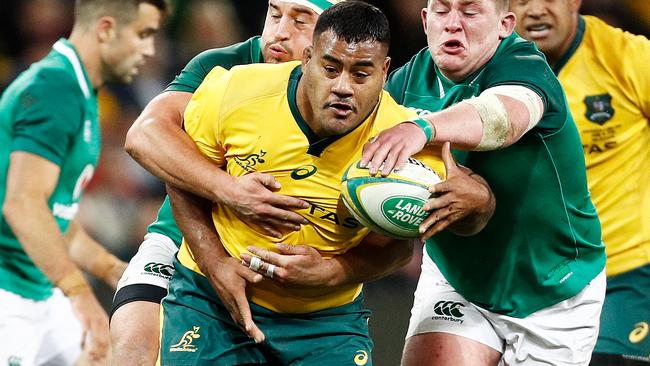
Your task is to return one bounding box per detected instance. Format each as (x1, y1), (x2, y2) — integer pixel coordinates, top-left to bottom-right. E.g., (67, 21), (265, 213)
(464, 86), (543, 151)
(464, 93), (509, 151)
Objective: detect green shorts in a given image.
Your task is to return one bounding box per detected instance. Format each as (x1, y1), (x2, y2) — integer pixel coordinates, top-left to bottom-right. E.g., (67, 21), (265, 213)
(159, 260), (373, 366)
(594, 263), (650, 362)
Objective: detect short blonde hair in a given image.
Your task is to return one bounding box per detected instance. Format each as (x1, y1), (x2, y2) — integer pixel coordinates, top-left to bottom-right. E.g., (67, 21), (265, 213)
(427, 0), (509, 12)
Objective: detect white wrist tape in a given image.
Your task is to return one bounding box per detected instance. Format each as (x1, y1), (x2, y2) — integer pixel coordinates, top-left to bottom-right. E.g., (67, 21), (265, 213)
(485, 85), (543, 132)
(464, 93), (509, 151)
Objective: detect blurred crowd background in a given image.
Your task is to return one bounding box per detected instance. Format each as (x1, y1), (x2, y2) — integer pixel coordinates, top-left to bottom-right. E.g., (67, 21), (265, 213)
(0, 0), (648, 364)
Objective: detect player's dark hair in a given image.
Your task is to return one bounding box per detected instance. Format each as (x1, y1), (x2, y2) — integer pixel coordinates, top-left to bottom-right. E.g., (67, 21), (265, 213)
(313, 1), (390, 48)
(75, 0), (170, 25)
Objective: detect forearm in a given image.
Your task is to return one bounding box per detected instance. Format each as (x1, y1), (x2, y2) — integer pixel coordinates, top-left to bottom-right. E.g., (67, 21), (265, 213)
(423, 102), (483, 149)
(422, 89), (542, 151)
(325, 234), (412, 287)
(3, 198), (86, 289)
(125, 91), (231, 202)
(65, 220), (126, 289)
(167, 185), (265, 343)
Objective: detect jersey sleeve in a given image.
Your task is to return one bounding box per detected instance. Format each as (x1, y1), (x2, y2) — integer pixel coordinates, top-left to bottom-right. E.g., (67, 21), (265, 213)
(482, 42), (567, 131)
(10, 74), (83, 166)
(166, 49), (229, 93)
(183, 67), (232, 166)
(620, 32), (650, 119)
(165, 37), (262, 94)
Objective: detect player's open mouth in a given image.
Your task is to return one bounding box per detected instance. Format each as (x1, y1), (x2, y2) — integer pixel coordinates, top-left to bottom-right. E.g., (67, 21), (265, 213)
(441, 40), (464, 54)
(525, 23), (552, 39)
(327, 102), (354, 117)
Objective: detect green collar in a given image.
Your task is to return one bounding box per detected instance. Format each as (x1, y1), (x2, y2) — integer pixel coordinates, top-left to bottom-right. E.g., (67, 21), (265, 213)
(52, 38), (95, 99)
(251, 36), (264, 64)
(433, 63), (485, 97)
(553, 15), (585, 75)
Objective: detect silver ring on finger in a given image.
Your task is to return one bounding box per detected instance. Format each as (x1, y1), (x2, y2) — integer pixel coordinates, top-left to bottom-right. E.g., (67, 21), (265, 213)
(249, 256), (263, 272)
(266, 264), (276, 279)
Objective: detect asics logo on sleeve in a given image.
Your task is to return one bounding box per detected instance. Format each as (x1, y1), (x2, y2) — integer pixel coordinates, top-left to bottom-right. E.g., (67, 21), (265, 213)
(629, 322), (649, 344)
(354, 350), (369, 365)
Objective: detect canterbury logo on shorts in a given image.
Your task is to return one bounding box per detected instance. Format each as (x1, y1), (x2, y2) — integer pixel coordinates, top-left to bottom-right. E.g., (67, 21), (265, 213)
(432, 300), (465, 323)
(143, 262), (174, 278)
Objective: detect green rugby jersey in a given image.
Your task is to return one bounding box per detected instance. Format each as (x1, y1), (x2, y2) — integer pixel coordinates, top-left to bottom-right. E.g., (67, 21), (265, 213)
(0, 39), (100, 301)
(386, 33), (606, 317)
(146, 37), (264, 247)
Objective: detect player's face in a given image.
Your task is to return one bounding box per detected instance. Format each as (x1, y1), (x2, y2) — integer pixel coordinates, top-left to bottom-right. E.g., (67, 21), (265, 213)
(101, 3), (162, 83)
(261, 1), (319, 63)
(510, 0), (581, 65)
(423, 0), (515, 81)
(301, 30), (390, 137)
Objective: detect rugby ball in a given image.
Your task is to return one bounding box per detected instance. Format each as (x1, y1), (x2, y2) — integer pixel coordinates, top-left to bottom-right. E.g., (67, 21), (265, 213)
(341, 158), (443, 239)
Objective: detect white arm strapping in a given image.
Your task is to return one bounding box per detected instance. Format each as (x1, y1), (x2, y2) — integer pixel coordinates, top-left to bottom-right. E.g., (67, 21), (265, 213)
(463, 85), (544, 151)
(485, 85), (544, 132)
(464, 93), (509, 151)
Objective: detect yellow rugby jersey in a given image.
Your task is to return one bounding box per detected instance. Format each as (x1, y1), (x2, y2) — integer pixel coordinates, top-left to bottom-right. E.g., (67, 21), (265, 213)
(181, 61), (444, 313)
(557, 16), (650, 276)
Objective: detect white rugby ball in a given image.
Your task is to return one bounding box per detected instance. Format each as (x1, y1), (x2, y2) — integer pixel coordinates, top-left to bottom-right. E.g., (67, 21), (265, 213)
(341, 158), (443, 239)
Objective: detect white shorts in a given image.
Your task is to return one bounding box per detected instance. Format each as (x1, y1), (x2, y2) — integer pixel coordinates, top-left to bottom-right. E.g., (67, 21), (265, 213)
(406, 249), (606, 366)
(111, 233), (178, 315)
(0, 288), (82, 366)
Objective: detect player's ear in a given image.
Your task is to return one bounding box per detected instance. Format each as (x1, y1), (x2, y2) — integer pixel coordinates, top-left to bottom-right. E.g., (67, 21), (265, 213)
(421, 7), (429, 34)
(302, 46), (313, 69)
(97, 16), (117, 43)
(382, 56), (391, 83)
(499, 11), (516, 39)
